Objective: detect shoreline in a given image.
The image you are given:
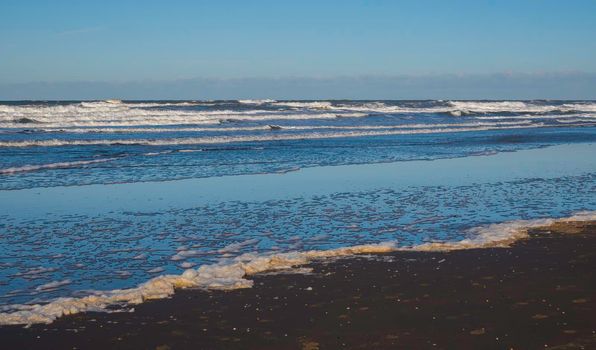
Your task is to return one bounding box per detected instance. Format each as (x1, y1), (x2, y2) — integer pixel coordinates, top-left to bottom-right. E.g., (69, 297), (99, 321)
(2, 220), (595, 349)
(2, 212), (593, 326)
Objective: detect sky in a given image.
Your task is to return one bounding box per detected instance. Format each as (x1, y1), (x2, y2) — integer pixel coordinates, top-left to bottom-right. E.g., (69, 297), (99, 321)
(1, 0), (595, 99)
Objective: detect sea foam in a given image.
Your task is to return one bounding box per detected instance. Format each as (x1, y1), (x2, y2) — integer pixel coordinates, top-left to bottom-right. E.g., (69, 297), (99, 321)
(0, 158), (119, 175)
(0, 211), (593, 326)
(0, 123), (548, 148)
(2, 100), (595, 129)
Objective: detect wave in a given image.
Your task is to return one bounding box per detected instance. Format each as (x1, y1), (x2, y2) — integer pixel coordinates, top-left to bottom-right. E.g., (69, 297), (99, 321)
(0, 211), (593, 326)
(80, 100), (204, 108)
(0, 158), (120, 175)
(323, 100), (596, 115)
(78, 100), (124, 108)
(12, 117), (43, 124)
(142, 150), (174, 157)
(0, 123), (548, 148)
(555, 118), (596, 124)
(0, 106), (363, 127)
(448, 101), (530, 113)
(474, 113), (596, 121)
(237, 99), (276, 105)
(1, 101), (595, 128)
(12, 120), (535, 134)
(447, 101), (596, 114)
(329, 101), (596, 115)
(272, 101), (334, 109)
(1, 101), (594, 130)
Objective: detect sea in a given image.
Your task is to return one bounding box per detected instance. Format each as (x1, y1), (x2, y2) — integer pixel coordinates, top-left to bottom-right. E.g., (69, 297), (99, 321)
(0, 99), (595, 324)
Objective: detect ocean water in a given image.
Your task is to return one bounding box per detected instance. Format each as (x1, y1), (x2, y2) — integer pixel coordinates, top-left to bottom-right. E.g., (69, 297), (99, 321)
(0, 100), (595, 324)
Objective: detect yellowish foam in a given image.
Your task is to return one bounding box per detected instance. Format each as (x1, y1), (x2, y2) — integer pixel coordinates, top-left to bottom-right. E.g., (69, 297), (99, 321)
(0, 211), (594, 326)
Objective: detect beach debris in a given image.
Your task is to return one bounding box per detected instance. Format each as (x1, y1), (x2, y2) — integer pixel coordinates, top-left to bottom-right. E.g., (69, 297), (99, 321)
(470, 328), (486, 335)
(299, 337), (320, 350)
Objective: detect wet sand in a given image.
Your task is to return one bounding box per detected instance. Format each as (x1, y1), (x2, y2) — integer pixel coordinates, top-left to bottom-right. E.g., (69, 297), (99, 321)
(2, 221), (595, 349)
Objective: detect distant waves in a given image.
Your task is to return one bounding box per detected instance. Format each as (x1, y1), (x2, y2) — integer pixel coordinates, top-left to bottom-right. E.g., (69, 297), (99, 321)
(0, 100), (595, 129)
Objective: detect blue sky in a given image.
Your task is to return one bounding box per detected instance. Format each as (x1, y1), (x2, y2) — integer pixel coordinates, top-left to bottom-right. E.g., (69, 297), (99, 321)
(1, 0), (595, 99)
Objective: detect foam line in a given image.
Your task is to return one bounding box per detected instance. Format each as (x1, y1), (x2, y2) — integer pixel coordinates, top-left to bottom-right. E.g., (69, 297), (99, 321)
(6, 120), (535, 134)
(0, 211), (593, 326)
(0, 158), (119, 175)
(0, 124), (548, 148)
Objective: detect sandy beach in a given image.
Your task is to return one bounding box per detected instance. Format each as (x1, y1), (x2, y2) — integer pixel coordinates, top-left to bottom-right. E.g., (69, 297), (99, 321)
(2, 1), (596, 349)
(1, 220), (594, 349)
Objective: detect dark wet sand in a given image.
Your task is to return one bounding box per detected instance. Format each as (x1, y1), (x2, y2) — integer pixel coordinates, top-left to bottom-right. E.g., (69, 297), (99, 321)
(2, 221), (595, 349)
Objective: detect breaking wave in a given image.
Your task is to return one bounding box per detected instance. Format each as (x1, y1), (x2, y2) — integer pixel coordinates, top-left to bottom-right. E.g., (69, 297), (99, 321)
(0, 124), (546, 148)
(237, 99), (276, 105)
(6, 120), (535, 134)
(447, 101), (596, 114)
(0, 158), (120, 175)
(1, 100), (595, 128)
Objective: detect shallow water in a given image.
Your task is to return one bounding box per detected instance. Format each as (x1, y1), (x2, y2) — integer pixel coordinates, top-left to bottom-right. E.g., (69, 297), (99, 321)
(0, 100), (594, 318)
